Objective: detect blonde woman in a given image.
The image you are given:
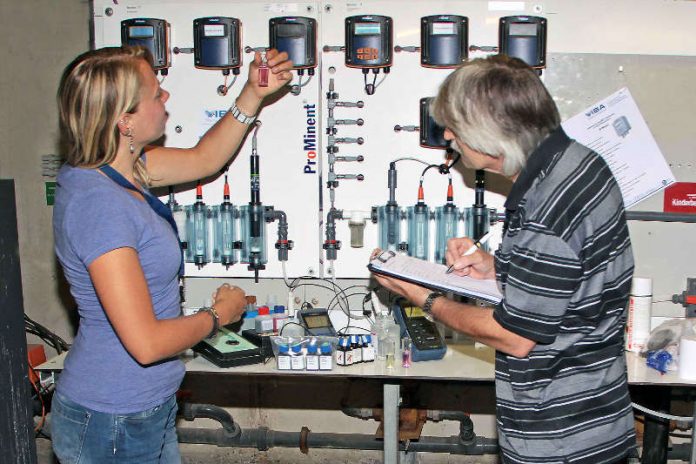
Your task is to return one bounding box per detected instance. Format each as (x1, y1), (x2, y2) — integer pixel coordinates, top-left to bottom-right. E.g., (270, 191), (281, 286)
(51, 46), (292, 463)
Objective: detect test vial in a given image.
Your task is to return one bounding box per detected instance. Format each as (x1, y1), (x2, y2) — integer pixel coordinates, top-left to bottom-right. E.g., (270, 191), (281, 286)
(401, 337), (412, 368)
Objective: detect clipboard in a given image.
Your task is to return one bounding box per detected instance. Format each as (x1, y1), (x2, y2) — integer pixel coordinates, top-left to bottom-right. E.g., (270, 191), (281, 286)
(368, 250), (502, 305)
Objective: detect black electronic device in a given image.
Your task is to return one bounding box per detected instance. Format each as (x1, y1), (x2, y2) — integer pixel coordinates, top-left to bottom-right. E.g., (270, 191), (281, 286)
(269, 16), (317, 70)
(420, 97), (447, 149)
(298, 307), (336, 336)
(498, 15), (547, 69)
(421, 15), (468, 68)
(121, 18), (170, 72)
(391, 300), (447, 362)
(193, 17), (242, 72)
(345, 15), (393, 69)
(192, 326), (264, 367)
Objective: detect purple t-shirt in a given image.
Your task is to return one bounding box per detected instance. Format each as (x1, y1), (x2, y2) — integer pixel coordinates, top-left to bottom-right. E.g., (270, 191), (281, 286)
(53, 164), (185, 413)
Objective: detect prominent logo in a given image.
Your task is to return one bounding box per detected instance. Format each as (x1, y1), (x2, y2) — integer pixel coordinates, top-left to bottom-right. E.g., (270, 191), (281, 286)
(303, 104), (317, 174)
(663, 182), (696, 214)
(672, 193), (696, 207)
(585, 104), (606, 118)
(204, 109), (227, 119)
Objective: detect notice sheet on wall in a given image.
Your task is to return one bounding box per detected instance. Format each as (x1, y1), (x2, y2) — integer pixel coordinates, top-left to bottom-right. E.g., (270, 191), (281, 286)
(562, 87), (675, 209)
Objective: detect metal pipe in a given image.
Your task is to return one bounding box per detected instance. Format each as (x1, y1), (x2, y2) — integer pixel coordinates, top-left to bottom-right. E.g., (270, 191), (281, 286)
(342, 407), (477, 444)
(181, 403), (240, 437)
(176, 426), (499, 455)
(626, 211), (696, 223)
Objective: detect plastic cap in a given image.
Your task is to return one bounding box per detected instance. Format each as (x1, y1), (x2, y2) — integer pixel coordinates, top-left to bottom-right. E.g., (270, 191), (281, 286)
(258, 306), (270, 316)
(244, 310), (258, 319)
(320, 344), (332, 354)
(291, 344), (303, 353)
(278, 344), (289, 353)
(274, 305), (286, 314)
(307, 344), (318, 354)
(631, 277), (652, 297)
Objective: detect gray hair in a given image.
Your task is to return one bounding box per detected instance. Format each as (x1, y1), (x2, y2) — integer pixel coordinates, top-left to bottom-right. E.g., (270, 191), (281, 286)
(431, 55), (560, 176)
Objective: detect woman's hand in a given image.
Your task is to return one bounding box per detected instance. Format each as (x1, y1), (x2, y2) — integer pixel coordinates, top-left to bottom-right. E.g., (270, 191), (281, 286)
(211, 283), (247, 325)
(245, 49), (294, 100)
(445, 237), (496, 279)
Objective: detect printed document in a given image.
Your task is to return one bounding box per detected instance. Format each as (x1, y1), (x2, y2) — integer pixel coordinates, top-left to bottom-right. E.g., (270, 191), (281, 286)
(562, 87), (675, 209)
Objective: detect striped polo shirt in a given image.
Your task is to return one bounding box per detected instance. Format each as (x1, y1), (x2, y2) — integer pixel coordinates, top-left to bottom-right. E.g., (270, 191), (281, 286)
(493, 127), (636, 464)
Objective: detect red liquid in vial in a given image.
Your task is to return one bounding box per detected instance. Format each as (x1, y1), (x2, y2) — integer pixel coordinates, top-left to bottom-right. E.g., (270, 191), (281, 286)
(258, 65), (269, 87)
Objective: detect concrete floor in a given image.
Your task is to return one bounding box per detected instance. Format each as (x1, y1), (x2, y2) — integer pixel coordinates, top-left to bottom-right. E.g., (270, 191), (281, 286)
(36, 438), (501, 463)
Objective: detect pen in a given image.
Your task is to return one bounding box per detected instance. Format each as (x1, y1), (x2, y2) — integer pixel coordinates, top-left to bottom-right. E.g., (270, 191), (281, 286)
(445, 229), (496, 274)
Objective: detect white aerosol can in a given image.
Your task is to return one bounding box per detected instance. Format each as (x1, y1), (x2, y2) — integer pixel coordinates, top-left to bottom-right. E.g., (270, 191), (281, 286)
(625, 277), (652, 353)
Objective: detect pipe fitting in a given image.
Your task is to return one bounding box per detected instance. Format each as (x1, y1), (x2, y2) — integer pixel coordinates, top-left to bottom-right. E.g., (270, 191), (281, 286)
(181, 403), (241, 437)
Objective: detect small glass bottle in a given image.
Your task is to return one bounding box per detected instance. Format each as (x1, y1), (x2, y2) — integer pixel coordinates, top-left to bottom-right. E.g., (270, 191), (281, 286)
(290, 343), (305, 370)
(255, 306), (274, 334)
(362, 335), (375, 362)
(337, 337), (353, 366)
(319, 342), (333, 370)
(350, 335), (363, 363)
(240, 308), (259, 332)
(276, 344), (291, 370)
(306, 341), (320, 371)
(272, 305), (289, 334)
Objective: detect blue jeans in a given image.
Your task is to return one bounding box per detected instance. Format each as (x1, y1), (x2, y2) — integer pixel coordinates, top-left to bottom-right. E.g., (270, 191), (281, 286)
(51, 392), (180, 463)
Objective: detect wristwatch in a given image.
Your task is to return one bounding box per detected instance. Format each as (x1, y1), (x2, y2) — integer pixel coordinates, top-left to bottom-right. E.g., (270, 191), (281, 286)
(199, 306), (220, 339)
(229, 101), (256, 125)
(421, 291), (445, 321)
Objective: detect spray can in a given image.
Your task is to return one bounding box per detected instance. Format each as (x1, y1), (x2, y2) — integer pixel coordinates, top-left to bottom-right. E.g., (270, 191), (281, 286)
(625, 277), (652, 353)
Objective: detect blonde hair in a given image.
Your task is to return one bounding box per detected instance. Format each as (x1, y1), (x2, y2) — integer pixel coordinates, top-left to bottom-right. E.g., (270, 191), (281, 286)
(57, 46), (153, 185)
(431, 55), (560, 177)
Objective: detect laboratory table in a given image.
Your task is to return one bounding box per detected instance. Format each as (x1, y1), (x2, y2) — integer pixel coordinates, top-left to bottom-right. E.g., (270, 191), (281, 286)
(38, 346), (695, 463)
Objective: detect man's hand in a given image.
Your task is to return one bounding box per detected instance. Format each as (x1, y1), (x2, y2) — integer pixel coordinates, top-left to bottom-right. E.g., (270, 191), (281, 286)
(445, 237), (496, 279)
(370, 249), (430, 306)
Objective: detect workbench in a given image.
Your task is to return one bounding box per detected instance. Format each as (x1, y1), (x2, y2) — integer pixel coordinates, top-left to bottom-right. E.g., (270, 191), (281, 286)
(38, 345), (695, 463)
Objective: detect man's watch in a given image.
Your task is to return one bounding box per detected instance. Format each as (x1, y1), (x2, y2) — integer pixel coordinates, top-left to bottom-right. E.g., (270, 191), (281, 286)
(421, 291), (445, 320)
(229, 101), (257, 125)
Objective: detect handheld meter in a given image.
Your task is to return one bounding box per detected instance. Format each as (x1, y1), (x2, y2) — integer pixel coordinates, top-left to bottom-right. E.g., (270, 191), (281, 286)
(193, 17), (242, 72)
(499, 16), (547, 69)
(298, 308), (336, 336)
(345, 15), (393, 69)
(269, 17), (317, 70)
(121, 18), (170, 72)
(421, 15), (468, 68)
(392, 300), (447, 362)
(420, 97), (447, 149)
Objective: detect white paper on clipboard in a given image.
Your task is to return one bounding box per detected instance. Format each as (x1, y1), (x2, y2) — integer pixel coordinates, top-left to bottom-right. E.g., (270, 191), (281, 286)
(368, 251), (502, 305)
